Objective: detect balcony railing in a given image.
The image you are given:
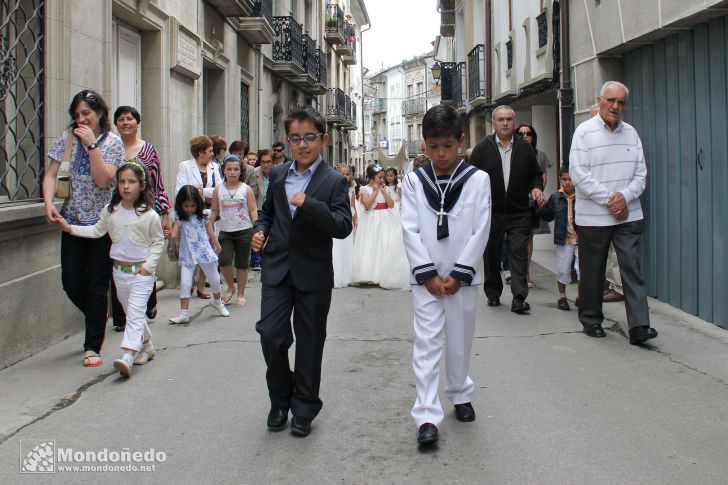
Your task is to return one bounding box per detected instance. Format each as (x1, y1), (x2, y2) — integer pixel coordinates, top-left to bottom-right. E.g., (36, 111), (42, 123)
(325, 3), (346, 45)
(302, 33), (317, 81)
(453, 62), (466, 109)
(351, 100), (357, 127)
(467, 44), (487, 103)
(344, 95), (352, 123)
(316, 48), (327, 90)
(336, 22), (357, 62)
(252, 0), (272, 25)
(272, 17), (304, 71)
(439, 62), (457, 103)
(402, 98), (426, 116)
(238, 0), (274, 44)
(372, 98), (386, 113)
(326, 87), (346, 122)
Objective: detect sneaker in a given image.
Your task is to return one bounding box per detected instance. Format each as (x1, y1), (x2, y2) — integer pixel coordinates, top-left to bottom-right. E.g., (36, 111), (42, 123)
(210, 299), (230, 317)
(557, 297), (571, 311)
(134, 348), (156, 365)
(113, 354), (134, 378)
(250, 265), (261, 272)
(169, 313), (190, 324)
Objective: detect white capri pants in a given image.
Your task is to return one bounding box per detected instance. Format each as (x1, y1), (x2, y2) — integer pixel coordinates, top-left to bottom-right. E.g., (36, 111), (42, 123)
(179, 261), (221, 298)
(555, 243), (579, 285)
(411, 284), (477, 427)
(113, 268), (155, 351)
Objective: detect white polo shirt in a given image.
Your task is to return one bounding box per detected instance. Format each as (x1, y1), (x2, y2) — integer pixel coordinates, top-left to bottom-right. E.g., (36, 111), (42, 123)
(569, 115), (648, 227)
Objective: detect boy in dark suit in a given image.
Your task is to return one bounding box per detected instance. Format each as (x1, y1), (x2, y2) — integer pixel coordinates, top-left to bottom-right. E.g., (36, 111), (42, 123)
(251, 106), (352, 437)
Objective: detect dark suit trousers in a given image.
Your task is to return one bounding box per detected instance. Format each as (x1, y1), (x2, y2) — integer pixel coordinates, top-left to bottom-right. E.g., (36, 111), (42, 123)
(576, 220), (650, 330)
(256, 273), (331, 420)
(484, 212), (531, 300)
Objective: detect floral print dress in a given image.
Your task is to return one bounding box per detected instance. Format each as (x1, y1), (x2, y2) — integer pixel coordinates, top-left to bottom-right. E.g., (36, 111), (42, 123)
(178, 216), (218, 268)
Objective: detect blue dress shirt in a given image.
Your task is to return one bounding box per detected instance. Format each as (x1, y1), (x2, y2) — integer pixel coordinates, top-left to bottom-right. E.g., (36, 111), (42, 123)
(284, 156), (322, 216)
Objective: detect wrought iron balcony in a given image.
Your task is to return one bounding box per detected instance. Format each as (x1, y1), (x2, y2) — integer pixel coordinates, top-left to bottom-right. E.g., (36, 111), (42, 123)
(439, 62), (457, 104)
(402, 98), (427, 116)
(453, 61), (466, 110)
(351, 100), (358, 128)
(407, 140), (421, 158)
(313, 48), (327, 94)
(467, 44), (487, 106)
(271, 17), (304, 75)
(326, 87), (347, 124)
(372, 97), (386, 113)
(336, 23), (357, 64)
(343, 95), (354, 129)
(237, 0), (274, 44)
(325, 3), (346, 45)
(301, 33), (317, 84)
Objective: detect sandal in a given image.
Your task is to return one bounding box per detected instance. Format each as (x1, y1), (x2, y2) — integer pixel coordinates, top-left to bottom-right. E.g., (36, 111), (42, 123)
(223, 289), (235, 304)
(196, 288), (211, 299)
(235, 297), (247, 307)
(83, 353), (103, 367)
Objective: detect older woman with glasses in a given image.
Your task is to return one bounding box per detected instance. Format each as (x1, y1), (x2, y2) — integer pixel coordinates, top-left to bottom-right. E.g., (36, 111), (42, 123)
(109, 106), (171, 331)
(42, 89), (125, 367)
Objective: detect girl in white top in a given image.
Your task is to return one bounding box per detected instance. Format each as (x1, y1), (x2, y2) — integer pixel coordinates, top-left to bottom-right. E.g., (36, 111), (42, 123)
(209, 155), (258, 306)
(58, 162), (165, 378)
(385, 167), (402, 209)
(352, 164), (411, 290)
(332, 164), (357, 288)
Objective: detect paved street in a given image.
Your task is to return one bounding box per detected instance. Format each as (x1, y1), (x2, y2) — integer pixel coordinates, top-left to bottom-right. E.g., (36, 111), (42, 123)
(2, 260), (728, 484)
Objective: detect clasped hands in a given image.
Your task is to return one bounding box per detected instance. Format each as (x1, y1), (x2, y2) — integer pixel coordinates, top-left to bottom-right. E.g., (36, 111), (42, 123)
(424, 275), (462, 296)
(607, 192), (628, 220)
(531, 188), (545, 207)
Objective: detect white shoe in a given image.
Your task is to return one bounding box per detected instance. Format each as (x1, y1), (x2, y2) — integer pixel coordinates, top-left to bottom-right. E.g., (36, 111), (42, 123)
(134, 348), (156, 365)
(113, 354), (134, 378)
(210, 299), (230, 317)
(169, 313), (190, 324)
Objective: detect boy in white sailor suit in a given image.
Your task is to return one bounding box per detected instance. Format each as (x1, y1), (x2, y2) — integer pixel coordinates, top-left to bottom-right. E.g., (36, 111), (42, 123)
(401, 105), (492, 445)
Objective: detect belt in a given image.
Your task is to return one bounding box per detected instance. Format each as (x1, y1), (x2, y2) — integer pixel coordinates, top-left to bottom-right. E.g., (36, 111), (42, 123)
(113, 262), (145, 273)
(374, 202), (388, 210)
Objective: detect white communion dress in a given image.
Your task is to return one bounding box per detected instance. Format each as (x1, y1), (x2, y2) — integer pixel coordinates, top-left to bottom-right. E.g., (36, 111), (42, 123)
(332, 186), (355, 288)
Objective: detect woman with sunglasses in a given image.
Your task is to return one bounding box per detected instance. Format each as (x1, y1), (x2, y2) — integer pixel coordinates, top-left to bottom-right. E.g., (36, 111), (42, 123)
(42, 89), (126, 367)
(517, 123), (554, 288)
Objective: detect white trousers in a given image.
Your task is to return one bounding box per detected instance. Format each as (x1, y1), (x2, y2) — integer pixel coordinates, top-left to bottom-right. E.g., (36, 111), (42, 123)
(179, 261), (221, 298)
(113, 268), (154, 352)
(411, 284), (477, 427)
(555, 243), (580, 285)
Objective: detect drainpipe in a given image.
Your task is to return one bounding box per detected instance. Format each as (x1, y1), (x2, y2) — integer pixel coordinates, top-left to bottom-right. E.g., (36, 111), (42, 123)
(360, 22), (371, 174)
(558, 0), (573, 169)
(485, 0), (492, 106)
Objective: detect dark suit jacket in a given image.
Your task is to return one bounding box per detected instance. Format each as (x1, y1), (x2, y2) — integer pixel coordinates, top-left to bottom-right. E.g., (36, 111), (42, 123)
(253, 160), (353, 292)
(470, 134), (544, 215)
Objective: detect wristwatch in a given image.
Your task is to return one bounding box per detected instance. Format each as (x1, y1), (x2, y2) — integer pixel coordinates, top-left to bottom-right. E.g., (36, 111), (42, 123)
(87, 142), (99, 150)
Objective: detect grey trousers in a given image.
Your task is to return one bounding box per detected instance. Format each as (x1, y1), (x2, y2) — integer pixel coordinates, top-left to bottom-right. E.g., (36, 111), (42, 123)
(576, 220), (650, 329)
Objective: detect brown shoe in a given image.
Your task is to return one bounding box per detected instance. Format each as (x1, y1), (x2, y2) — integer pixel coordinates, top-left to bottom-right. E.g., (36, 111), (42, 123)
(602, 289), (624, 302)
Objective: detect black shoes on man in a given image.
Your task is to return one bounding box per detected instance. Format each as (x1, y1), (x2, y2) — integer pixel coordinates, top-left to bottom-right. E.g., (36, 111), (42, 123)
(266, 408), (313, 437)
(629, 325), (658, 345)
(417, 403), (476, 445)
(511, 296), (530, 314)
(487, 297), (500, 307)
(454, 402), (476, 422)
(583, 324), (607, 338)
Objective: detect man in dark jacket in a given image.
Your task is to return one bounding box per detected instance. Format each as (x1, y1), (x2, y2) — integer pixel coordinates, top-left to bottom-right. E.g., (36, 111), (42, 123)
(470, 105), (545, 313)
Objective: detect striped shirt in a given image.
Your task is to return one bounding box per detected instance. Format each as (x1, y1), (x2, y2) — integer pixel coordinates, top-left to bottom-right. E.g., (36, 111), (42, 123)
(569, 115), (647, 227)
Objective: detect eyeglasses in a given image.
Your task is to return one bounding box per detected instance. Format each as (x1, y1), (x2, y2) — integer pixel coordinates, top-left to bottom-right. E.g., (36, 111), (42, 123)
(519, 131), (535, 137)
(287, 133), (323, 146)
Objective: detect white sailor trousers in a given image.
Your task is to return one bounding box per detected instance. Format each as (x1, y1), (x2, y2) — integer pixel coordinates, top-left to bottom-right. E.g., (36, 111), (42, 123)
(113, 268), (154, 351)
(411, 284), (477, 427)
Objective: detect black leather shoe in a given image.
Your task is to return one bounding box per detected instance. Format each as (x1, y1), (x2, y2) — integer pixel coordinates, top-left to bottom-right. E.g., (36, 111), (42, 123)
(266, 408), (289, 431)
(583, 324), (606, 338)
(417, 423), (438, 444)
(487, 297), (500, 307)
(454, 402), (476, 422)
(629, 326), (658, 345)
(511, 297), (530, 314)
(557, 297), (571, 311)
(290, 416), (312, 437)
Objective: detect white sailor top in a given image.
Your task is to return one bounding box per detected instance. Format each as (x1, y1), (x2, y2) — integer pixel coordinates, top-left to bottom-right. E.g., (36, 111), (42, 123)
(401, 161), (492, 287)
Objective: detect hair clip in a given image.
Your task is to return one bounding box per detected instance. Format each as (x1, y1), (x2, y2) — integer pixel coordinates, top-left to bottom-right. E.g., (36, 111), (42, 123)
(122, 160), (146, 181)
(372, 165), (383, 172)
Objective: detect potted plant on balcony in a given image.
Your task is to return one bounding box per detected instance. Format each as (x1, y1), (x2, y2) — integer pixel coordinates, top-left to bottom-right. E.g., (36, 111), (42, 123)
(326, 17), (338, 29)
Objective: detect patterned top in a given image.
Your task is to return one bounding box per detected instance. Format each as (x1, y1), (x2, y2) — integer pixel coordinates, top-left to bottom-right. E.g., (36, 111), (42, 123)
(48, 130), (125, 225)
(133, 141), (171, 215)
(178, 216), (218, 268)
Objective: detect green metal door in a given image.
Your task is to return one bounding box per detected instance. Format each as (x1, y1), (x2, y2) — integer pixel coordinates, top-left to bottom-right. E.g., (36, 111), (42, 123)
(622, 15), (728, 328)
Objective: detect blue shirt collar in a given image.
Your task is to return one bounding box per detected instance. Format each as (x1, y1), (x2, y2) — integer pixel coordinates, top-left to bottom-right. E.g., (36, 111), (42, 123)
(288, 155), (323, 176)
